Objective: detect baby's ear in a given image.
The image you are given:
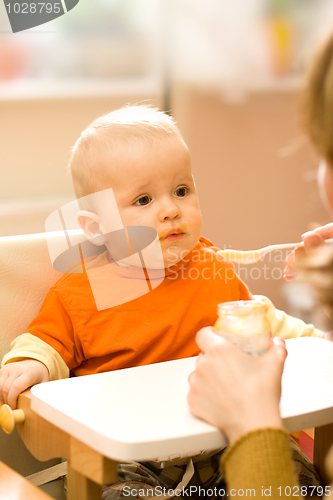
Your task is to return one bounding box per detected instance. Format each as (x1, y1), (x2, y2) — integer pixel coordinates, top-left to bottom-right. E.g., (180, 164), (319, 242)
(77, 211), (106, 246)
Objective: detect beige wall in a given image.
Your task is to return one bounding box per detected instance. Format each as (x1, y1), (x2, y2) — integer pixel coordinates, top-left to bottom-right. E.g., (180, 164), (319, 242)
(0, 93), (163, 235)
(0, 94), (163, 200)
(172, 84), (329, 310)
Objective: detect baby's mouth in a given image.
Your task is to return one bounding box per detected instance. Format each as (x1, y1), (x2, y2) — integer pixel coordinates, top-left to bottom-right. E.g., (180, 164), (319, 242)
(159, 227), (186, 244)
(164, 233), (184, 243)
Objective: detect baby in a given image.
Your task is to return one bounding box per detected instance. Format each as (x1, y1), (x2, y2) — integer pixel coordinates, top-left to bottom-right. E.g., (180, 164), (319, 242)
(0, 105), (321, 498)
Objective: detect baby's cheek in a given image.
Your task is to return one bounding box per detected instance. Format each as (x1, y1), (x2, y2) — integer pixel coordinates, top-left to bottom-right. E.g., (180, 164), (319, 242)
(193, 209), (203, 232)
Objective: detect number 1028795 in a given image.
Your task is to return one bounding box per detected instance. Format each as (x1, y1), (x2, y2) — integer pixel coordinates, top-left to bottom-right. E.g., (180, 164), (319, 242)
(277, 485), (331, 496)
(6, 3), (62, 14)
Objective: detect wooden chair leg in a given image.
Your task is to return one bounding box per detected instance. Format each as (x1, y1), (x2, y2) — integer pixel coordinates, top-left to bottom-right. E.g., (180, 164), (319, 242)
(313, 423), (333, 485)
(16, 391), (118, 500)
(67, 464), (102, 500)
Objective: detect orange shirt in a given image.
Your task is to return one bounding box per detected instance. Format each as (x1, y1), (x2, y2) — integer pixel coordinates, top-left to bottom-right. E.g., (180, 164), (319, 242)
(27, 237), (250, 376)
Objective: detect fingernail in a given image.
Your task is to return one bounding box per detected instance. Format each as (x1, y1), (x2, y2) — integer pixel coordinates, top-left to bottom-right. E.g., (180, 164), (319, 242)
(273, 337), (285, 346)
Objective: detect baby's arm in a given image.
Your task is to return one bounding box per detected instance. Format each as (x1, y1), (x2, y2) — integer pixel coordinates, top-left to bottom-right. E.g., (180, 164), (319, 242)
(255, 295), (324, 339)
(0, 333), (69, 409)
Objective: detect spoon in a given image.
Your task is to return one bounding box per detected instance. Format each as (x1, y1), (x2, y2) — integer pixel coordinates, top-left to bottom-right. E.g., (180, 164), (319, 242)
(217, 239), (333, 264)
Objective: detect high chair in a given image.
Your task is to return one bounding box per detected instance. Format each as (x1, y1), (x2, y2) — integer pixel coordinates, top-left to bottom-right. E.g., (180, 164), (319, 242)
(0, 229), (152, 500)
(2, 232), (333, 500)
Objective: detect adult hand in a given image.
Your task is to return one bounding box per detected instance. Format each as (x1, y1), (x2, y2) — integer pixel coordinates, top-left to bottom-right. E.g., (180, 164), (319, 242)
(284, 223), (333, 280)
(0, 360), (49, 410)
(187, 328), (287, 445)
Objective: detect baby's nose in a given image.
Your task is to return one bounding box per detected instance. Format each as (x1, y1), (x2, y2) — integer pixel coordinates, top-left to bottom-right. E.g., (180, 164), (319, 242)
(159, 200), (180, 220)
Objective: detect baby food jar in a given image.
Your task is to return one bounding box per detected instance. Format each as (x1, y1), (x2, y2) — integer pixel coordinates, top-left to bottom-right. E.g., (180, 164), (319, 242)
(214, 299), (272, 355)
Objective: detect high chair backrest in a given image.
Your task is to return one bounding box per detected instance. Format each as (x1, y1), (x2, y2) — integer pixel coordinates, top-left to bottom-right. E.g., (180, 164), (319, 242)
(0, 233), (63, 354)
(0, 231), (83, 477)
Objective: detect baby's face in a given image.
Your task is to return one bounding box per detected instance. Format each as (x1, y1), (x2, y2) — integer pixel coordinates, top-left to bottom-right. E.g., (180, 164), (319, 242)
(98, 138), (203, 268)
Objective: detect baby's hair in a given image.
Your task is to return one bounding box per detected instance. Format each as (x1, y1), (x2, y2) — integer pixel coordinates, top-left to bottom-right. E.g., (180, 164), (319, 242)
(302, 31), (333, 167)
(69, 104), (185, 201)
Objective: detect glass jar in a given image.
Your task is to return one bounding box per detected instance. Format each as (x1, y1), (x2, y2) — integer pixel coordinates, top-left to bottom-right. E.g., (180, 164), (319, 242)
(214, 299), (272, 355)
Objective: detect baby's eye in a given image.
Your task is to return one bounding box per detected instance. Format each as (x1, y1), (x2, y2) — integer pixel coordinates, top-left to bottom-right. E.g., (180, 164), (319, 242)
(175, 187), (188, 197)
(134, 195), (152, 206)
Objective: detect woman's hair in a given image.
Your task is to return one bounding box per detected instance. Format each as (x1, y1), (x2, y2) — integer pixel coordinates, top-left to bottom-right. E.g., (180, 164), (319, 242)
(302, 32), (333, 167)
(69, 104), (185, 200)
(296, 246), (333, 322)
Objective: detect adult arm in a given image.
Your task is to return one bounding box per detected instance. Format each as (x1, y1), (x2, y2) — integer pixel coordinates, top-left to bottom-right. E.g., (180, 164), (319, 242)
(187, 329), (300, 498)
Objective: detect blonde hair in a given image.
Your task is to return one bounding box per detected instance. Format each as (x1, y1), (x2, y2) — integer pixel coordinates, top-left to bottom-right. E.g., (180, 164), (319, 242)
(69, 105), (185, 200)
(302, 31), (333, 167)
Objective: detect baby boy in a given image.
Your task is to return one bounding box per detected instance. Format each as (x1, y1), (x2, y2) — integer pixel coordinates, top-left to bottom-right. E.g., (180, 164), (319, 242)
(0, 105), (321, 498)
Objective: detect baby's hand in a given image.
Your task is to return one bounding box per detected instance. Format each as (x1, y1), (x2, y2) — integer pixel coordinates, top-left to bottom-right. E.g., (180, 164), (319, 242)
(284, 223), (333, 280)
(0, 360), (49, 410)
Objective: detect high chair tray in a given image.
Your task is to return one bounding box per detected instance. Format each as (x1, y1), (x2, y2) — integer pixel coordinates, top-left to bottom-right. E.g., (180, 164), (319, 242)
(30, 337), (333, 462)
